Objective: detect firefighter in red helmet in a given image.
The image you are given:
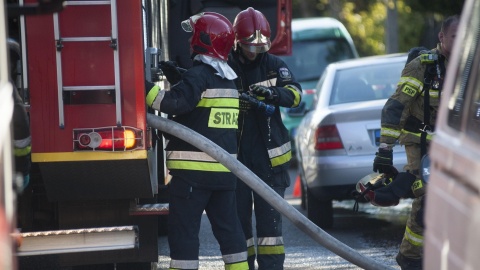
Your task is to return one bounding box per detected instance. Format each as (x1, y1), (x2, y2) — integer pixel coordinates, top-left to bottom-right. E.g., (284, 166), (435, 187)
(146, 12), (248, 269)
(228, 7), (302, 270)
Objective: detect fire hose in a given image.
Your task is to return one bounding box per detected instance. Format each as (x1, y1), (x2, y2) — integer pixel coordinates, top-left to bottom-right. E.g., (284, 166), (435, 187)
(147, 113), (394, 270)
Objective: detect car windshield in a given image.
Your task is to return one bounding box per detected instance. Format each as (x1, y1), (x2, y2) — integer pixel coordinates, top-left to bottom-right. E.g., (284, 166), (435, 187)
(280, 39), (356, 82)
(330, 60), (405, 105)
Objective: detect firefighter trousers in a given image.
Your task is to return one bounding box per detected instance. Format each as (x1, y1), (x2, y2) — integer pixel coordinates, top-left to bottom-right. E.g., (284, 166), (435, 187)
(236, 171), (289, 270)
(168, 177), (248, 270)
(398, 143), (427, 268)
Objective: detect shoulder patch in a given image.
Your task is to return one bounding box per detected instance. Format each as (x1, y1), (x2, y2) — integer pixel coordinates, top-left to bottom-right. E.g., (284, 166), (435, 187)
(402, 85), (417, 97)
(279, 67), (292, 79)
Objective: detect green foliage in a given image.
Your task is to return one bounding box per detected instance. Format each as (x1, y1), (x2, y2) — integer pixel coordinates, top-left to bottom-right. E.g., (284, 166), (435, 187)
(339, 2), (386, 56)
(292, 0), (465, 56)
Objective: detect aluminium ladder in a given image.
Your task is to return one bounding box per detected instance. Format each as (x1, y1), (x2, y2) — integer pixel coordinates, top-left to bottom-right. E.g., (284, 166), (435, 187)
(53, 0), (121, 128)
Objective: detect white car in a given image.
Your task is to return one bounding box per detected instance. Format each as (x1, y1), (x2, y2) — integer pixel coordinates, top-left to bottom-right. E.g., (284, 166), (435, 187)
(295, 53), (408, 228)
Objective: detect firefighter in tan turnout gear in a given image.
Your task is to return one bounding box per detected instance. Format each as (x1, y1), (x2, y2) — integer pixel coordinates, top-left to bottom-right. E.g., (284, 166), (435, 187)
(146, 12), (248, 270)
(371, 15), (459, 269)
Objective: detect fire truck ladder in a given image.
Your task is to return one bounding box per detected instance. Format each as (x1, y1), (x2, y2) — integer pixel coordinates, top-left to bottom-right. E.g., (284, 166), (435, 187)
(53, 0), (121, 128)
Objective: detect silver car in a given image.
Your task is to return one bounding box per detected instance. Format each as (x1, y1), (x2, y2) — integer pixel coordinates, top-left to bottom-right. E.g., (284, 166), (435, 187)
(295, 53), (408, 229)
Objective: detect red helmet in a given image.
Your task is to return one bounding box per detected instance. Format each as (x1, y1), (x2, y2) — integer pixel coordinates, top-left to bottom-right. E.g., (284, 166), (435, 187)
(233, 7), (271, 53)
(181, 12), (234, 61)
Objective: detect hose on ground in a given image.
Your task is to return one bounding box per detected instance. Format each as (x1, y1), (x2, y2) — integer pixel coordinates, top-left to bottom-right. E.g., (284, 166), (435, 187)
(147, 113), (395, 270)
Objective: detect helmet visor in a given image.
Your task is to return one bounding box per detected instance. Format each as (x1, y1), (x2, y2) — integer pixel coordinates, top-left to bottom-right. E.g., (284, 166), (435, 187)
(181, 13), (204, 32)
(237, 29), (271, 53)
(238, 42), (271, 54)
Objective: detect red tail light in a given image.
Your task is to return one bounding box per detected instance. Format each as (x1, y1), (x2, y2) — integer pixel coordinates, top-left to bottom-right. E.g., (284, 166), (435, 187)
(314, 125), (343, 150)
(73, 126), (143, 151)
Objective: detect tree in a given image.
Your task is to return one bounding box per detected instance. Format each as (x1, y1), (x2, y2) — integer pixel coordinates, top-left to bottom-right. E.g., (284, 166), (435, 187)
(292, 0), (465, 56)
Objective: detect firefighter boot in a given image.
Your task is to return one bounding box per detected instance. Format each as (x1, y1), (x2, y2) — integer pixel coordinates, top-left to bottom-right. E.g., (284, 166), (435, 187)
(396, 252), (422, 270)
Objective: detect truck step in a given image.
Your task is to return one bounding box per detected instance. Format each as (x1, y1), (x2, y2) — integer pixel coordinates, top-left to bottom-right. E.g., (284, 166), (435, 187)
(16, 226), (138, 256)
(130, 203), (169, 216)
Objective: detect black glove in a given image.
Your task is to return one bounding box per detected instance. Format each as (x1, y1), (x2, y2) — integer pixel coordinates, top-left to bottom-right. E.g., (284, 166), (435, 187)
(159, 61), (186, 85)
(373, 148), (394, 174)
(249, 85), (276, 100)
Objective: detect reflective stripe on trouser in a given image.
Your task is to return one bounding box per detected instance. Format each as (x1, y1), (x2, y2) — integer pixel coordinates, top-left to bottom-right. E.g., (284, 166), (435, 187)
(236, 174), (287, 270)
(399, 194), (424, 260)
(168, 177), (248, 270)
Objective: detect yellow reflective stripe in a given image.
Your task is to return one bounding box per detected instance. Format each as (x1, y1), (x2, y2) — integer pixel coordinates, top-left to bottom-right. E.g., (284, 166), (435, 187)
(32, 150), (148, 162)
(381, 128), (401, 139)
(271, 151), (291, 167)
(223, 251), (248, 264)
(167, 151), (236, 161)
(14, 145), (31, 157)
(14, 136), (31, 149)
(401, 129), (434, 141)
(412, 179), (423, 191)
(268, 142), (291, 167)
(257, 236), (285, 255)
(285, 84), (302, 107)
(225, 261), (249, 270)
(208, 108), (239, 128)
(421, 89), (440, 98)
(268, 142), (291, 159)
(166, 160), (231, 172)
(419, 53), (436, 64)
(197, 97), (239, 108)
(146, 85), (160, 107)
(404, 226), (423, 246)
(170, 259), (199, 269)
(246, 238), (256, 257)
(197, 88), (239, 108)
(166, 151), (234, 172)
(398, 77), (423, 90)
(257, 245), (285, 255)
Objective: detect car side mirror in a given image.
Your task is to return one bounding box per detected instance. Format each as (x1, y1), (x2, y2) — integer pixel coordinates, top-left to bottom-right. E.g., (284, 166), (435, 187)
(286, 102), (307, 117)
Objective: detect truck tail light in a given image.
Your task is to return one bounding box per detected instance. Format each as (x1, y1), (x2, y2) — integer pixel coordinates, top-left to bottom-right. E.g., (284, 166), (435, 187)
(314, 125), (343, 150)
(73, 126), (143, 151)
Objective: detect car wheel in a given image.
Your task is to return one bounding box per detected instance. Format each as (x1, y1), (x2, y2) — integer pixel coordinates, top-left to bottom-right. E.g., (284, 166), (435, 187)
(306, 187), (333, 229)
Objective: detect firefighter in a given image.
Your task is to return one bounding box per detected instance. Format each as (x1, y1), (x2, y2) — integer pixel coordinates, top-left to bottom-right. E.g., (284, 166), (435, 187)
(146, 12), (248, 270)
(8, 40), (31, 193)
(12, 83), (31, 193)
(371, 15), (459, 270)
(228, 7), (302, 270)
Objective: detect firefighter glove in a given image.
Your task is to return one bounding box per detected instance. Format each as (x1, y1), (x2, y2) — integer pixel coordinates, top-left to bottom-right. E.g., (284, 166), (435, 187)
(373, 148), (394, 174)
(249, 85), (277, 100)
(159, 61), (186, 85)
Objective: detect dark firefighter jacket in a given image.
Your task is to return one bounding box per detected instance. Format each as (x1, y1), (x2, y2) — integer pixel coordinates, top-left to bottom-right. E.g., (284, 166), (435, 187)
(380, 44), (446, 146)
(228, 52), (302, 175)
(149, 61), (239, 190)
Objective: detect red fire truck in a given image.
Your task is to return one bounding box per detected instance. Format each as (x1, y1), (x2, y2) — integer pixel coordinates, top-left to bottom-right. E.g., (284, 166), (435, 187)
(7, 0), (291, 268)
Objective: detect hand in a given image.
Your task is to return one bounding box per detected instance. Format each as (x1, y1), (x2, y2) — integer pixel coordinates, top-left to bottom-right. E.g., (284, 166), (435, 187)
(249, 85), (276, 100)
(373, 148), (394, 174)
(159, 61), (186, 85)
